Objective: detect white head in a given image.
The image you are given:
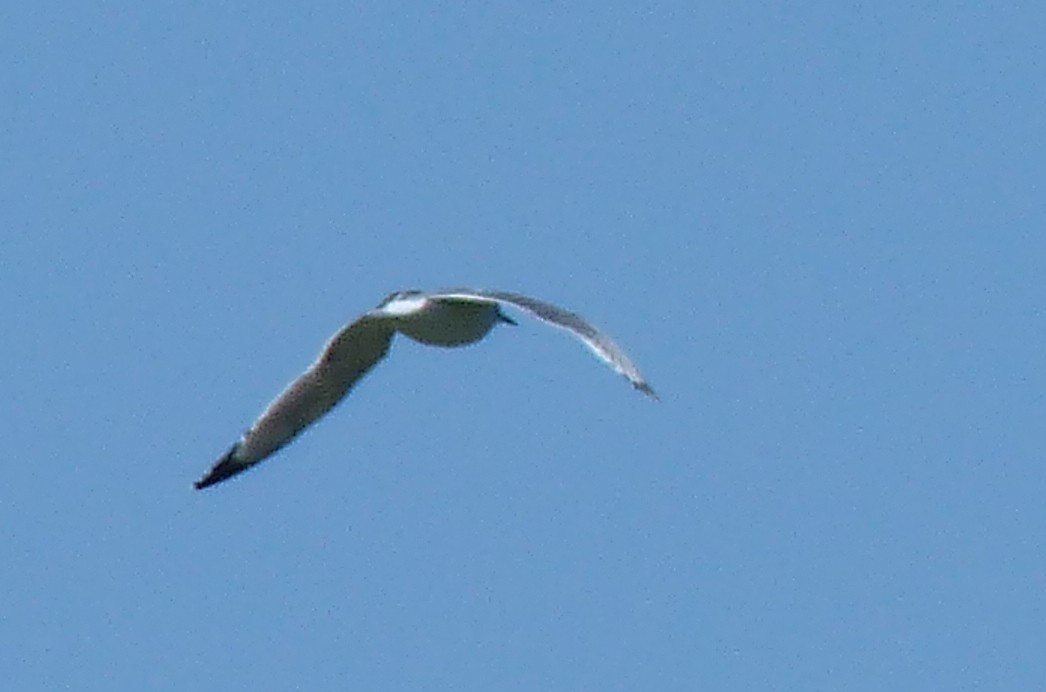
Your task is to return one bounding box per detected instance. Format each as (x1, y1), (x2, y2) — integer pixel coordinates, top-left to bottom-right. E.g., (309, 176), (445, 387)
(376, 290), (429, 317)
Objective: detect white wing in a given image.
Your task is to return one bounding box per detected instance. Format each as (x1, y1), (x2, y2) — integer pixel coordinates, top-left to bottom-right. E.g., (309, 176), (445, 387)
(194, 313), (395, 489)
(431, 289), (658, 399)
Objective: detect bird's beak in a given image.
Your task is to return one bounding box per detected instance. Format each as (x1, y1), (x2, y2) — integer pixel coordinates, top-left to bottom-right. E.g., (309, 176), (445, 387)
(497, 310), (517, 326)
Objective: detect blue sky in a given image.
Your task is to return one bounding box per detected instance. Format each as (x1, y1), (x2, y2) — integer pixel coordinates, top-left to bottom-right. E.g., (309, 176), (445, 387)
(3, 2), (1045, 689)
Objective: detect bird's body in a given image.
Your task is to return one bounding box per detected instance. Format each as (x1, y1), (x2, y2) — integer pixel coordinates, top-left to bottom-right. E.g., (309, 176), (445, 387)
(378, 291), (514, 346)
(194, 288), (656, 490)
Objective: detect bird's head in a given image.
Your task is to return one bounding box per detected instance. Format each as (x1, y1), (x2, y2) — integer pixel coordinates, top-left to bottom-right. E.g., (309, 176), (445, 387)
(377, 289), (423, 308)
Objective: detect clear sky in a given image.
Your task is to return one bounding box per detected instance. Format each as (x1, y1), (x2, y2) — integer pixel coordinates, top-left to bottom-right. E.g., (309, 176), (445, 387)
(3, 2), (1044, 690)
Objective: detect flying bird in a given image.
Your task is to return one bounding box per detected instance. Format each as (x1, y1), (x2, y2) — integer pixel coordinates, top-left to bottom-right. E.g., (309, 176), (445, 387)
(194, 289), (657, 489)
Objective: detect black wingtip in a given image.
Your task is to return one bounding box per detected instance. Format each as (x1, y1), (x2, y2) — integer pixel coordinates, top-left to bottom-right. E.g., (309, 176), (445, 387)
(636, 381), (660, 401)
(194, 444), (248, 490)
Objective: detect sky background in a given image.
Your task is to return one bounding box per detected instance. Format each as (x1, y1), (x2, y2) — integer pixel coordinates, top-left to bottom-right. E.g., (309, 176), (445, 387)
(3, 2), (1045, 690)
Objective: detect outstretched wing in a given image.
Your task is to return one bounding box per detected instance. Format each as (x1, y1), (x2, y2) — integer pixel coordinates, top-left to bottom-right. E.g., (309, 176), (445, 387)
(431, 289), (658, 399)
(194, 314), (396, 489)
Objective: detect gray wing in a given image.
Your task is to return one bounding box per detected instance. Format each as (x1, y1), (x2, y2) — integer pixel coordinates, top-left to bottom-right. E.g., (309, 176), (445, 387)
(194, 313), (395, 489)
(432, 289), (658, 399)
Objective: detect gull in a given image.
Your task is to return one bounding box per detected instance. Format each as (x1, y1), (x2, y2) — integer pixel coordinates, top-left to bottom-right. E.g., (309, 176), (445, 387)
(194, 288), (657, 489)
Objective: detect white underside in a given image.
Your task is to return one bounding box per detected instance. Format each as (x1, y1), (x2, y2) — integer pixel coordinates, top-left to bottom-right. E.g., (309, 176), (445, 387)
(388, 298), (501, 346)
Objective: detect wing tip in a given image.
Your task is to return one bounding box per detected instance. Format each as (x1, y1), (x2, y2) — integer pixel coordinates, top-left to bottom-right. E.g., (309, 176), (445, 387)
(194, 444), (249, 490)
(634, 380), (660, 401)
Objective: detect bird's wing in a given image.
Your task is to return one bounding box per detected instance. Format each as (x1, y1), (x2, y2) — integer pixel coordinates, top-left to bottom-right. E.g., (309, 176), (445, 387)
(194, 313), (395, 489)
(431, 289), (657, 399)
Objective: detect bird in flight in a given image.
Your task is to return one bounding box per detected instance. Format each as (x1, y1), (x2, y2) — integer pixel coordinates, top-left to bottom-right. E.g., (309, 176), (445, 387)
(194, 288), (657, 489)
